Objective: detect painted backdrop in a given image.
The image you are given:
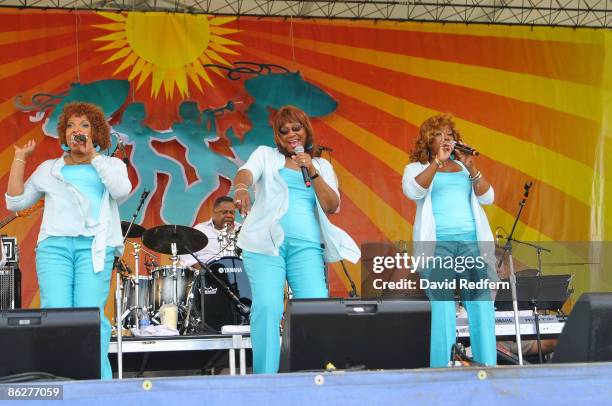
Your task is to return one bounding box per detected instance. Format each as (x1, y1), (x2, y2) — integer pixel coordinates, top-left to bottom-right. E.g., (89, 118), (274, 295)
(0, 9), (610, 308)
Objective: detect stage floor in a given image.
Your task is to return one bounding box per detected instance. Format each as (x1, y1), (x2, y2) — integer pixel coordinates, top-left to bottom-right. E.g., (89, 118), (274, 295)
(9, 362), (612, 405)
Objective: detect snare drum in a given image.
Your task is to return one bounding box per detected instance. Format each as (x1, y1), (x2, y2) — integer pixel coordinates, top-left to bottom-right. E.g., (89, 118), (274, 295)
(151, 265), (196, 309)
(189, 256), (251, 332)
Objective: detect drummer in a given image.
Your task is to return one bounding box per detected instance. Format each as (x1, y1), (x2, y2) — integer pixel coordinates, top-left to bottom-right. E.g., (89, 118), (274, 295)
(179, 196), (241, 267)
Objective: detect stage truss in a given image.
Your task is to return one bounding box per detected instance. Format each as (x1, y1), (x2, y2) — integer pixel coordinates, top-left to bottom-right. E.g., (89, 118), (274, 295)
(0, 0), (610, 28)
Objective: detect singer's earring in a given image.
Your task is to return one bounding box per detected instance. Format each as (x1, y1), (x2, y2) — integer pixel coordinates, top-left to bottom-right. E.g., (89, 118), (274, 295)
(61, 144), (70, 152)
(94, 144), (101, 152)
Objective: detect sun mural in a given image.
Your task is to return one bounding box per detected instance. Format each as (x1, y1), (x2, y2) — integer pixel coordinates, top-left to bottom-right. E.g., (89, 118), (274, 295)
(93, 12), (241, 98)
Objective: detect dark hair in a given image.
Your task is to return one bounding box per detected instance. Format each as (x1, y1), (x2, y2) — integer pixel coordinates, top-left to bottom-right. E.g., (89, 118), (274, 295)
(57, 102), (111, 151)
(409, 114), (462, 163)
(213, 196), (235, 208)
(272, 105), (315, 156)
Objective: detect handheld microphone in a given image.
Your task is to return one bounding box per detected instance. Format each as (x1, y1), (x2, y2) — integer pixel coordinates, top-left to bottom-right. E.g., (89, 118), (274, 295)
(451, 141), (479, 156)
(112, 132), (130, 166)
(294, 145), (311, 188)
(72, 133), (87, 143)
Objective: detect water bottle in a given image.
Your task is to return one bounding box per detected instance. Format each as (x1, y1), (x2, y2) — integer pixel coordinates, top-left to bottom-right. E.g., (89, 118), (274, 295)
(139, 311), (151, 330)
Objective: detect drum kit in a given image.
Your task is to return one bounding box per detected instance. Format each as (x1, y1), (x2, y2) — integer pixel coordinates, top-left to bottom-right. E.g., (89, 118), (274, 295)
(115, 221), (251, 335)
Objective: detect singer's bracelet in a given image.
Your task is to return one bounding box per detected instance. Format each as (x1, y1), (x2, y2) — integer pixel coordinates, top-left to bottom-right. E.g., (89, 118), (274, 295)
(13, 158), (26, 164)
(470, 171), (483, 182)
(234, 187), (249, 194)
(309, 170), (320, 180)
(233, 183), (250, 190)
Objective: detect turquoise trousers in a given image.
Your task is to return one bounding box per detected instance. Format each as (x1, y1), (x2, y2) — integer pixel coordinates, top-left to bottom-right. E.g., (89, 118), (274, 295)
(242, 237), (328, 374)
(424, 234), (497, 367)
(35, 236), (115, 379)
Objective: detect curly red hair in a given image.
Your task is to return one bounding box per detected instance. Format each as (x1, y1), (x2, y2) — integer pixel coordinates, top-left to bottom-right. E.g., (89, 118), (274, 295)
(409, 114), (463, 163)
(57, 102), (111, 151)
(272, 105), (315, 156)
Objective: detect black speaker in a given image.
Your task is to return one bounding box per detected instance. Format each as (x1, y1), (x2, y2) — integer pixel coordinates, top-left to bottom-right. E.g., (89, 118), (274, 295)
(552, 292), (612, 363)
(0, 265), (20, 310)
(0, 308), (101, 380)
(279, 298), (431, 372)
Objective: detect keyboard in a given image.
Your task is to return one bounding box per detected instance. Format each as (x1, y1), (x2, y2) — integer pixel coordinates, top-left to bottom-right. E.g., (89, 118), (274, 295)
(456, 310), (566, 338)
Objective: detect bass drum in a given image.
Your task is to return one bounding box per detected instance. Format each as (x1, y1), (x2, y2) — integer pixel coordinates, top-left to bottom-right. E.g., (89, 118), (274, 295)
(190, 256), (251, 332)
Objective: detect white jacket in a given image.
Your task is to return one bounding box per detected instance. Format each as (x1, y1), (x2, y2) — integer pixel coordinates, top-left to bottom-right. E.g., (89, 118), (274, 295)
(402, 161), (495, 242)
(402, 161), (498, 278)
(237, 146), (360, 264)
(5, 155), (132, 272)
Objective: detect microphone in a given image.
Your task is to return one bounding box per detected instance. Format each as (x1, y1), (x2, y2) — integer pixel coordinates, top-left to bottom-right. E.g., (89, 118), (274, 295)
(113, 132), (130, 166)
(451, 141), (479, 156)
(72, 133), (87, 143)
(294, 145), (311, 188)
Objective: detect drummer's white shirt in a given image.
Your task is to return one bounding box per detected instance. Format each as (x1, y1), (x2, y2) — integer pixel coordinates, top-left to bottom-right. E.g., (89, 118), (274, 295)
(179, 219), (241, 266)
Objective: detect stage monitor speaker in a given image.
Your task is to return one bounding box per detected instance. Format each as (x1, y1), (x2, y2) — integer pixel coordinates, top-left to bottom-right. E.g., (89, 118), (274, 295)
(0, 307), (101, 380)
(279, 298), (431, 372)
(552, 292), (612, 363)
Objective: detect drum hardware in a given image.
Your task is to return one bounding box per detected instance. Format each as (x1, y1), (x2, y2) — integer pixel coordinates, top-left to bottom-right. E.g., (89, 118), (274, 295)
(217, 224), (240, 257)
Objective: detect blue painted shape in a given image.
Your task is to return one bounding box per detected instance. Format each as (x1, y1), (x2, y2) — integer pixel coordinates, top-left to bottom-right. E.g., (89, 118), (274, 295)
(111, 71), (338, 227)
(245, 71), (337, 117)
(43, 80), (130, 136)
(114, 102), (189, 225)
(229, 71), (338, 165)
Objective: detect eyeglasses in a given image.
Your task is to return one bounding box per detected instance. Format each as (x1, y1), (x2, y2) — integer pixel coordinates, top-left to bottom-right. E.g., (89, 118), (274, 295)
(215, 209), (235, 215)
(278, 124), (303, 136)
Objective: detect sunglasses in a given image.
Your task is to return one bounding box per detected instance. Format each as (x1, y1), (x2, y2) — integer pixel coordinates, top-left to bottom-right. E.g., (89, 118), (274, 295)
(278, 124), (303, 136)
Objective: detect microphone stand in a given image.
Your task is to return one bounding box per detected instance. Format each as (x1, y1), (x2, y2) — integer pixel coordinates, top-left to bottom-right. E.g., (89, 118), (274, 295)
(115, 189), (149, 380)
(508, 238), (551, 363)
(497, 182), (532, 366)
(340, 260), (358, 297)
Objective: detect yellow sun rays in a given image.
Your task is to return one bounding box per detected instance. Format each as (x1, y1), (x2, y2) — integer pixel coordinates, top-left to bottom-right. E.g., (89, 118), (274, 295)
(93, 12), (241, 99)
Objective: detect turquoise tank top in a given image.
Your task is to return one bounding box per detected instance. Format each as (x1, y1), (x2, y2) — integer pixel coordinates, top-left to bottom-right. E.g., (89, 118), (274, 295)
(278, 167), (321, 243)
(62, 164), (105, 221)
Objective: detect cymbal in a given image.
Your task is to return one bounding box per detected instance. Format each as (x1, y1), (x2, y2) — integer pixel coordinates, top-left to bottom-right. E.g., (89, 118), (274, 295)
(121, 221), (147, 239)
(142, 224), (208, 255)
